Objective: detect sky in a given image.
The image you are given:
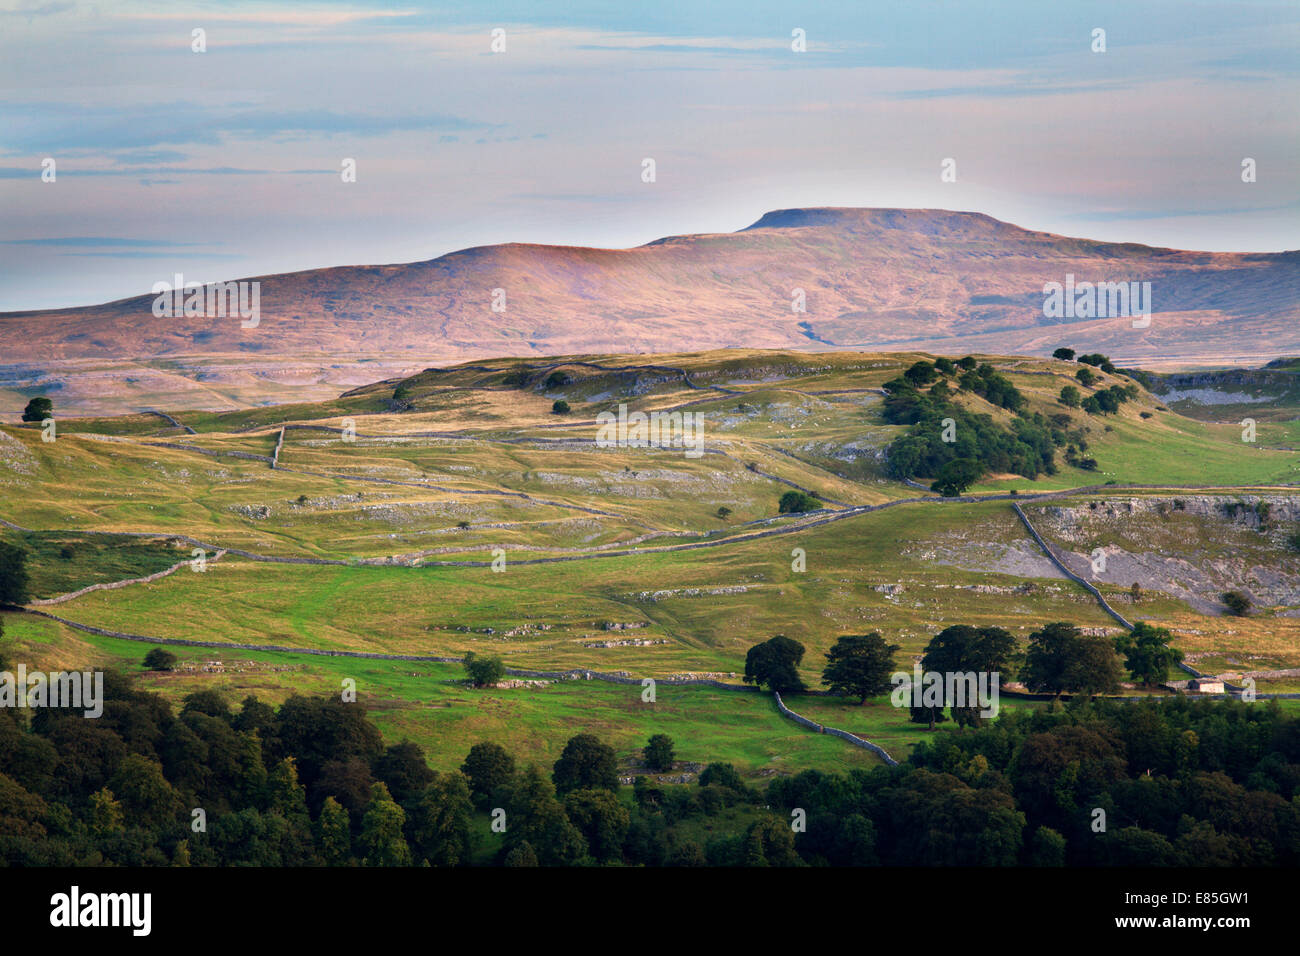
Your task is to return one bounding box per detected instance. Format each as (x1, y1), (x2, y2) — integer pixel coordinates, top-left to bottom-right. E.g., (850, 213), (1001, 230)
(0, 0), (1296, 311)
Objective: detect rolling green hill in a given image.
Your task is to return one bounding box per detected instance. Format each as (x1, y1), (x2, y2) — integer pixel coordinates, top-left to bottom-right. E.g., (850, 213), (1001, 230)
(4, 348), (1298, 775)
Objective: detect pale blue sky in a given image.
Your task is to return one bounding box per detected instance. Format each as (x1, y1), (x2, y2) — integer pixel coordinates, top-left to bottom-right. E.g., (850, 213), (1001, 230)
(0, 0), (1296, 310)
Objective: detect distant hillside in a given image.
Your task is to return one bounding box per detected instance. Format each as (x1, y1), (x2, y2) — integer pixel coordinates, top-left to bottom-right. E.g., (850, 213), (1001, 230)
(2, 208), (1297, 415)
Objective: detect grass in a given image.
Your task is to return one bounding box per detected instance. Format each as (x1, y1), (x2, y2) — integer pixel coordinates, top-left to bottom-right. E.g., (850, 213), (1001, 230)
(29, 497), (1126, 676)
(4, 348), (1299, 777)
(1, 613), (882, 776)
(0, 529), (196, 600)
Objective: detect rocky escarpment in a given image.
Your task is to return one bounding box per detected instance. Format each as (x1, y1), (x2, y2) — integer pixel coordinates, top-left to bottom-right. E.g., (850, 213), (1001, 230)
(1030, 496), (1300, 614)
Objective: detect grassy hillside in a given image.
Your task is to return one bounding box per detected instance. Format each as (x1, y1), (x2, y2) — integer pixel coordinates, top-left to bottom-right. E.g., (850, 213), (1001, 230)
(3, 348), (1298, 777)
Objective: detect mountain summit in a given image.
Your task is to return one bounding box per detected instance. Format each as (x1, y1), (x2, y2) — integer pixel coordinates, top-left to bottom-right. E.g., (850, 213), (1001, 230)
(2, 208), (1296, 371)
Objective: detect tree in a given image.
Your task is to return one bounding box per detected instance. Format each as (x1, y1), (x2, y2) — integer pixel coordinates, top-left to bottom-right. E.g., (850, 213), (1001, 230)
(544, 371), (571, 389)
(934, 357), (956, 376)
(563, 788), (630, 863)
(504, 764), (588, 865)
(1222, 591), (1251, 617)
(108, 754), (181, 829)
(743, 635), (807, 693)
(314, 756), (375, 816)
(460, 742), (515, 808)
(88, 787), (124, 838)
(1058, 385), (1081, 408)
(821, 633), (900, 704)
(266, 757), (310, 829)
(182, 689), (232, 720)
(667, 841), (706, 867)
(0, 543), (30, 606)
(1052, 347), (1076, 361)
(142, 648), (177, 672)
(881, 770), (1025, 865)
(909, 703), (948, 731)
(697, 762), (746, 797)
(643, 734), (675, 772)
(957, 356), (978, 371)
(21, 397), (52, 423)
(920, 624), (1020, 726)
(715, 506), (732, 521)
(407, 772), (474, 866)
(502, 366), (531, 387)
(1114, 622), (1183, 687)
(931, 458), (982, 497)
(272, 695), (384, 794)
(778, 490), (821, 514)
(552, 734), (619, 795)
(1075, 367), (1098, 387)
(742, 817), (802, 867)
(904, 361), (938, 387)
(358, 782), (411, 866)
(233, 695), (276, 736)
(551, 400), (570, 415)
(375, 740), (434, 805)
(315, 795), (352, 865)
(1021, 622), (1122, 698)
(503, 841), (539, 866)
(463, 652), (505, 688)
(1029, 826), (1067, 866)
(1130, 582), (1142, 604)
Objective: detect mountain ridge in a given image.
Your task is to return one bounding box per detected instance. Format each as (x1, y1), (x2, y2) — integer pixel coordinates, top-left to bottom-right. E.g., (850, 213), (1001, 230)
(2, 207), (1297, 379)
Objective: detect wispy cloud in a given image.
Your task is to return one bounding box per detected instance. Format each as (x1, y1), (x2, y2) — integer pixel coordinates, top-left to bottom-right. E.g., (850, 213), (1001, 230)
(0, 102), (489, 153)
(0, 164), (336, 177)
(0, 237), (212, 246)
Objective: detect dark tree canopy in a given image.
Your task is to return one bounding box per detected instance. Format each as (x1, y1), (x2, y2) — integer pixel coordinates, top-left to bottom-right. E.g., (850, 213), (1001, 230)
(822, 633), (900, 704)
(552, 733), (619, 795)
(1222, 591), (1251, 617)
(0, 670), (1298, 868)
(460, 742), (516, 808)
(463, 652), (506, 688)
(883, 380), (1057, 486)
(743, 635), (807, 693)
(903, 361), (938, 387)
(778, 490), (822, 514)
(931, 457), (982, 497)
(21, 396), (52, 423)
(1021, 622), (1123, 697)
(0, 542), (30, 606)
(643, 734), (675, 772)
(919, 624), (1019, 726)
(143, 648), (177, 672)
(374, 740), (435, 805)
(1114, 622), (1183, 686)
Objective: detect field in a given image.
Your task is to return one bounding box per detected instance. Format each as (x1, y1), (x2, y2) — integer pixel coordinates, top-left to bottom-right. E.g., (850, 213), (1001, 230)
(4, 348), (1299, 779)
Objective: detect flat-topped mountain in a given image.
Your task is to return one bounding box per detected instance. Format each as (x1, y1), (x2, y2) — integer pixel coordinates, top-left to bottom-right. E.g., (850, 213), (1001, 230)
(2, 208), (1297, 414)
